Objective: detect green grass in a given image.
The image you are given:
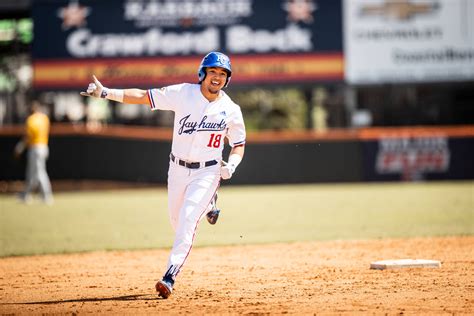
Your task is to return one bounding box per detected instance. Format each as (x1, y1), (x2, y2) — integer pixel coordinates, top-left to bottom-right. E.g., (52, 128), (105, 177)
(0, 181), (472, 257)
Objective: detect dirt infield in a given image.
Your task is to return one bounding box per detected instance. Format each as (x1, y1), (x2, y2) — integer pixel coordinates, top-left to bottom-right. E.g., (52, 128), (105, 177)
(1, 236), (472, 315)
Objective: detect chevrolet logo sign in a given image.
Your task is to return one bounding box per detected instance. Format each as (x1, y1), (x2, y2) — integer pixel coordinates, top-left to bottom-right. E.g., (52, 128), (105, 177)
(359, 0), (440, 20)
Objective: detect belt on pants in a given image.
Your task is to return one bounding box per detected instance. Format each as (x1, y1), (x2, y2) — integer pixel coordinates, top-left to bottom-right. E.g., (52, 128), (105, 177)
(170, 153), (218, 169)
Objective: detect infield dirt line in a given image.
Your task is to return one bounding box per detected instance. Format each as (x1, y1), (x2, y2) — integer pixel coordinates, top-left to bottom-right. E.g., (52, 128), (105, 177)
(1, 236), (473, 314)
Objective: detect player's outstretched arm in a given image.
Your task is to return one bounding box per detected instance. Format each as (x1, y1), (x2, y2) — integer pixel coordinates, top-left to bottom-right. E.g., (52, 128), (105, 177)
(80, 75), (150, 106)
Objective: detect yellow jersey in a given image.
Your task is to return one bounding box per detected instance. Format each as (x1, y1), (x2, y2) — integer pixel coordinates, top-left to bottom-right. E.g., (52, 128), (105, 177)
(26, 112), (50, 146)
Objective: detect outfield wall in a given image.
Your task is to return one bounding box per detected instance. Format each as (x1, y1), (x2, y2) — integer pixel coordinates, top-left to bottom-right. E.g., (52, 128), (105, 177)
(1, 125), (473, 184)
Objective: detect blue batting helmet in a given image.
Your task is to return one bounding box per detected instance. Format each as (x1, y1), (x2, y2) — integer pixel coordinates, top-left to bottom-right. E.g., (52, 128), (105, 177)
(198, 52), (232, 87)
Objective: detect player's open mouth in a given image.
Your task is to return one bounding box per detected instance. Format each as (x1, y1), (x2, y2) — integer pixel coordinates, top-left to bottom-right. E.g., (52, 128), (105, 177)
(211, 80), (220, 86)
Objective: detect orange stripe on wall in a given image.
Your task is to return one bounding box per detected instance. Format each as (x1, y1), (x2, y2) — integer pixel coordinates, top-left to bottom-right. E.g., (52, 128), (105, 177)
(33, 53), (343, 88)
(1, 125), (473, 142)
(358, 126), (474, 140)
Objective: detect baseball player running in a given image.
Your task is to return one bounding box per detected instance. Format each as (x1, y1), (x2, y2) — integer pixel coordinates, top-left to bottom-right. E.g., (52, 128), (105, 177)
(81, 52), (246, 299)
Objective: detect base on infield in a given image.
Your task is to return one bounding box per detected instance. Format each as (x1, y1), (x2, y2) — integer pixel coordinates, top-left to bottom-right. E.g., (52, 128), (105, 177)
(370, 259), (441, 270)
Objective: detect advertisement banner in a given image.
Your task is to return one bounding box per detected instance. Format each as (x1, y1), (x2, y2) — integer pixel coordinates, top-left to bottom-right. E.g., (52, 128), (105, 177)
(361, 129), (474, 181)
(344, 0), (474, 84)
(33, 0), (343, 89)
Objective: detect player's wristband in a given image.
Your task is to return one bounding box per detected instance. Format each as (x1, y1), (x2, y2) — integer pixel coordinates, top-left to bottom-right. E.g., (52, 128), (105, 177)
(227, 154), (242, 171)
(100, 88), (124, 103)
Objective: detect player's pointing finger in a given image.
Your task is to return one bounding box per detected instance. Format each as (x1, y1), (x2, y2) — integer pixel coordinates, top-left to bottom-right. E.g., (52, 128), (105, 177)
(92, 75), (102, 87)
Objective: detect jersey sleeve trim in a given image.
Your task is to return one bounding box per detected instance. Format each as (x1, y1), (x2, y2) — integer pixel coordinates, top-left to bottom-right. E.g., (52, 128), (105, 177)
(147, 89), (156, 110)
(232, 140), (246, 147)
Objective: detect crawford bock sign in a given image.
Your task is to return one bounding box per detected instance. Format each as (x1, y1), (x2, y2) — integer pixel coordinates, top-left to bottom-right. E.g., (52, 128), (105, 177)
(33, 0), (343, 89)
(344, 0), (474, 84)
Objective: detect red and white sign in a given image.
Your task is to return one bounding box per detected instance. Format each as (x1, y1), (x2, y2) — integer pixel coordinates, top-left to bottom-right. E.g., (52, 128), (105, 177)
(376, 136), (450, 180)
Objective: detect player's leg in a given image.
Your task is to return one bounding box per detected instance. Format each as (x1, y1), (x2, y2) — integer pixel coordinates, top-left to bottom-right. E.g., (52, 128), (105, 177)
(20, 148), (38, 202)
(166, 161), (188, 231)
(206, 190), (221, 224)
(167, 166), (220, 269)
(157, 165), (220, 298)
(156, 160), (191, 299)
(36, 146), (53, 204)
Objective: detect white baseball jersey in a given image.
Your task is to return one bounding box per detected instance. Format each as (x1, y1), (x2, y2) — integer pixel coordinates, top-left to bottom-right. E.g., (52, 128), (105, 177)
(147, 83), (246, 162)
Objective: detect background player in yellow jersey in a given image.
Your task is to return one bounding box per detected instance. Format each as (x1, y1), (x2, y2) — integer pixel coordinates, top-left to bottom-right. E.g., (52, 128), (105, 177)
(15, 101), (53, 204)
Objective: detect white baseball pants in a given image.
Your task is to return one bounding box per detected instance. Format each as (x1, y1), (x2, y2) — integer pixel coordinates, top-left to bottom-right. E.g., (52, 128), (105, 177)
(164, 158), (220, 279)
(23, 145), (53, 202)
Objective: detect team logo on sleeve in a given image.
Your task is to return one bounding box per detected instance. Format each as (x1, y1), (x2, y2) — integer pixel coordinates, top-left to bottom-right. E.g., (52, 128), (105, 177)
(178, 114), (227, 135)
